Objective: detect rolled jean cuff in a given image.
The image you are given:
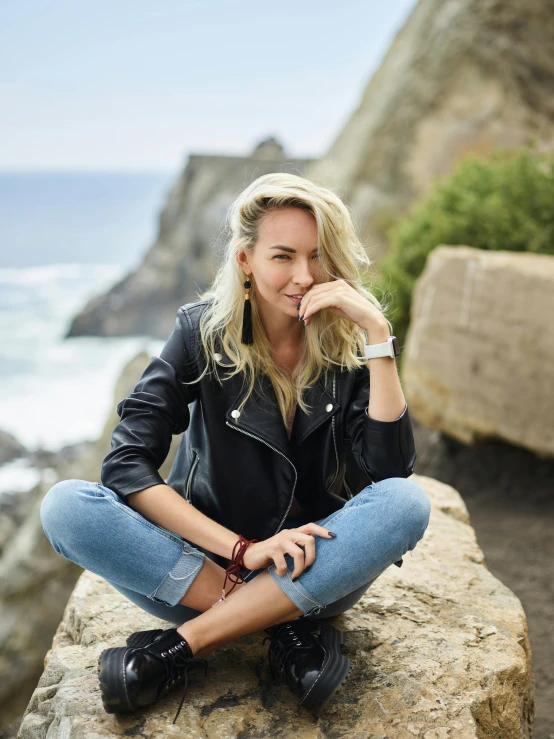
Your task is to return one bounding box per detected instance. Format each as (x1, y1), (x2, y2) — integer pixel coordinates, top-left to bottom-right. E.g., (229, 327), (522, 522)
(268, 564), (325, 617)
(147, 545), (206, 607)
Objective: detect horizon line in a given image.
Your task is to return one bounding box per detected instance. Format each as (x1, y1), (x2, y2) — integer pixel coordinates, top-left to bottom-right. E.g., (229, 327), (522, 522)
(0, 167), (177, 175)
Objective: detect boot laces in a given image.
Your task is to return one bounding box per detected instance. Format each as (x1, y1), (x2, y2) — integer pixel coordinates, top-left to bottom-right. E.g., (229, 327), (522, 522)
(262, 622), (308, 680)
(157, 639), (208, 724)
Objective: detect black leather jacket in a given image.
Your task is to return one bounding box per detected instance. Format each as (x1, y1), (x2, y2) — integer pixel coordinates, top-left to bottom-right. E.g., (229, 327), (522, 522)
(101, 299), (416, 569)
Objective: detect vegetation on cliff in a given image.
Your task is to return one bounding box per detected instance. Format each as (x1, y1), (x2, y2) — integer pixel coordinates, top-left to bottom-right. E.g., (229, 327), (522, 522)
(372, 146), (554, 366)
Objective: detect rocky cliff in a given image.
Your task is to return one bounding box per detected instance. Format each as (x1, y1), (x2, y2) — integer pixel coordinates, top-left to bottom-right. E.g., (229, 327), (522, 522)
(66, 137), (313, 339)
(307, 0), (554, 258)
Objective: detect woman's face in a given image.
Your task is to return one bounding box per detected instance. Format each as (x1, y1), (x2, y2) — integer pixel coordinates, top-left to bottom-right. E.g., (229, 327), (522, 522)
(239, 207), (325, 325)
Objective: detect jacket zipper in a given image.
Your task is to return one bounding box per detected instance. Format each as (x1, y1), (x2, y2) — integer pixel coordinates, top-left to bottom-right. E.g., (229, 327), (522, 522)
(327, 373), (340, 493)
(328, 372), (353, 500)
(225, 420), (298, 584)
(185, 452), (199, 502)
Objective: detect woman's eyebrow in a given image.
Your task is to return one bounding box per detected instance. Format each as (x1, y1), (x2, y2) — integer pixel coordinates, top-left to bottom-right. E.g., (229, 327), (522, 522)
(268, 245), (318, 253)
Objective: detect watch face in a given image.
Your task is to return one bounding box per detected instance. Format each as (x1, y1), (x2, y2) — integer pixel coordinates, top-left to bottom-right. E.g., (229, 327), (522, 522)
(391, 336), (399, 357)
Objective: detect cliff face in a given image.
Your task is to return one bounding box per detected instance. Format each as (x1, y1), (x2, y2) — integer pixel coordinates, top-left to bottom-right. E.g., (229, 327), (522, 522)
(67, 138), (313, 339)
(306, 0), (554, 258)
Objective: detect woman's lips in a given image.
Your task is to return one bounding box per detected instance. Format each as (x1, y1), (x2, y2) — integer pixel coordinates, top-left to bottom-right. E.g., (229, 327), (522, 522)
(285, 294), (304, 304)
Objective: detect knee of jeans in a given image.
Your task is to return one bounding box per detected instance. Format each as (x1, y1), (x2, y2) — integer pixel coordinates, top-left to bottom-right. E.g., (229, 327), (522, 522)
(40, 479), (88, 543)
(392, 478), (431, 534)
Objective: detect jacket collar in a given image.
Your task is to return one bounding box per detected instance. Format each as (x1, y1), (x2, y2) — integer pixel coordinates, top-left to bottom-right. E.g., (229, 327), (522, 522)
(215, 346), (340, 457)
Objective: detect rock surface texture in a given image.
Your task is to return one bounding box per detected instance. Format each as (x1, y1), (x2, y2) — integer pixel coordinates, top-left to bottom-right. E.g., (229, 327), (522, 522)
(18, 475), (534, 738)
(403, 246), (554, 459)
(306, 0), (554, 257)
(67, 137), (313, 339)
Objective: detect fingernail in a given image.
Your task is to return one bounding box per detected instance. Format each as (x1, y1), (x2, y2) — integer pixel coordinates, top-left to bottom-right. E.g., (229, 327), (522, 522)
(299, 314), (304, 320)
(296, 303), (301, 311)
(302, 319), (306, 327)
(328, 531), (337, 538)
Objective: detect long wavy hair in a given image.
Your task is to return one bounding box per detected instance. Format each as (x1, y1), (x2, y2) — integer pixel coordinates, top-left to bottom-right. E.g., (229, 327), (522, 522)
(180, 172), (392, 425)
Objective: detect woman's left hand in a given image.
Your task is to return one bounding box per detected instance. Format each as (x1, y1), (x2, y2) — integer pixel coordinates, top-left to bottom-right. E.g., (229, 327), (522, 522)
(298, 278), (388, 334)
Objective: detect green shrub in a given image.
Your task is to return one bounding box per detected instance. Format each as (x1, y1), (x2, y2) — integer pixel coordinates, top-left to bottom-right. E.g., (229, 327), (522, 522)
(371, 146), (554, 372)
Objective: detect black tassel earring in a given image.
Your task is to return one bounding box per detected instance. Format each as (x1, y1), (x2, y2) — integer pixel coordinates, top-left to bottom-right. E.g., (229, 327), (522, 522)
(241, 274), (253, 344)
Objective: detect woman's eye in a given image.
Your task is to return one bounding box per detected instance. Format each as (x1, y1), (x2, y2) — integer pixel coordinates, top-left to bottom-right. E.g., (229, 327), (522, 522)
(272, 254), (320, 260)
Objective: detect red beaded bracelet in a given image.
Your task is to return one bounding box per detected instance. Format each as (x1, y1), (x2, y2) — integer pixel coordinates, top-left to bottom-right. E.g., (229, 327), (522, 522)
(212, 534), (258, 607)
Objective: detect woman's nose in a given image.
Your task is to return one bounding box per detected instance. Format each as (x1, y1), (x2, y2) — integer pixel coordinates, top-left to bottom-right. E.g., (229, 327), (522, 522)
(293, 262), (315, 286)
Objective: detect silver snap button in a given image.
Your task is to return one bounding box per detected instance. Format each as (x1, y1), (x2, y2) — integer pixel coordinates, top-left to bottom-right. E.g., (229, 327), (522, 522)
(214, 352), (222, 362)
(325, 403), (333, 412)
(231, 409), (241, 419)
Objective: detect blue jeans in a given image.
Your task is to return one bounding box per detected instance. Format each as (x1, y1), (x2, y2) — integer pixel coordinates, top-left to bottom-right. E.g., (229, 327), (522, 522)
(39, 477), (431, 624)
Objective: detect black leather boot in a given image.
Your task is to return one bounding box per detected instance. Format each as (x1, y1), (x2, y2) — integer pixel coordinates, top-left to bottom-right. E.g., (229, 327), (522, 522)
(263, 616), (351, 712)
(126, 628), (165, 649)
(98, 627), (208, 724)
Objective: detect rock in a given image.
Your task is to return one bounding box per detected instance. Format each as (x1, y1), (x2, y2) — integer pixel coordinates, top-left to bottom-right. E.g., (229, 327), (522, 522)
(66, 137), (313, 339)
(17, 475), (534, 738)
(403, 246), (554, 458)
(0, 430), (26, 466)
(0, 490), (36, 556)
(0, 483), (83, 732)
(306, 0), (554, 258)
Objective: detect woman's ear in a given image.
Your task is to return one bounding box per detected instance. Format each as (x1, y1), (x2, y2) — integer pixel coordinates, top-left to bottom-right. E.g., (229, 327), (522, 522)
(236, 250), (249, 272)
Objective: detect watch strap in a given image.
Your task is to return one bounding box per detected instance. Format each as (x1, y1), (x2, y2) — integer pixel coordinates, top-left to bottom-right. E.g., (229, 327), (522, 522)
(364, 335), (399, 359)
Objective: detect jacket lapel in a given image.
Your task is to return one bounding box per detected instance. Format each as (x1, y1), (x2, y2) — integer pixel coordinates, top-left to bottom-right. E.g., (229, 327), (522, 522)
(224, 372), (291, 457)
(292, 375), (340, 446)
(219, 343), (340, 456)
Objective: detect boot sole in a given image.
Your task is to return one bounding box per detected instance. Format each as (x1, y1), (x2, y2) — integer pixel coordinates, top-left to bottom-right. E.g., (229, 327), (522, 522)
(298, 622), (351, 712)
(97, 647), (136, 714)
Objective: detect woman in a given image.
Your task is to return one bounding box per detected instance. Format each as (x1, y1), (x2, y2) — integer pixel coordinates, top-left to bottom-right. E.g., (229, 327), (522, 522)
(40, 173), (431, 723)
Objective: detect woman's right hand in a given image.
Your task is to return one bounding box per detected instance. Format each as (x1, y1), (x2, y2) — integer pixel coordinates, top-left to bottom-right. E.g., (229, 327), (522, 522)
(242, 523), (336, 580)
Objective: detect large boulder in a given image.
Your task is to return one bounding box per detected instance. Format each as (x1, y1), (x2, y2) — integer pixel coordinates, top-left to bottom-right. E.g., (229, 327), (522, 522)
(17, 475), (534, 738)
(403, 246), (554, 458)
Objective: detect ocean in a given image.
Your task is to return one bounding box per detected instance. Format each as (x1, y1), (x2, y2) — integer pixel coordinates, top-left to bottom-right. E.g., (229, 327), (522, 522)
(0, 171), (176, 493)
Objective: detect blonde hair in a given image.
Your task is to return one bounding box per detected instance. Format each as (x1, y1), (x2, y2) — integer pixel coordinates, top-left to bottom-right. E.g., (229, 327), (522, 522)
(181, 172), (392, 425)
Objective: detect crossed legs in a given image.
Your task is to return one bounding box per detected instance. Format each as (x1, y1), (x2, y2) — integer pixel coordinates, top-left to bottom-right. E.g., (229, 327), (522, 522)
(40, 477), (431, 663)
(176, 560), (302, 659)
(174, 477), (431, 660)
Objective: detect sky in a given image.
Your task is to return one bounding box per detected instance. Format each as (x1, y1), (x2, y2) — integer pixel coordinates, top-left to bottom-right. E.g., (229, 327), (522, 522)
(1, 0), (417, 173)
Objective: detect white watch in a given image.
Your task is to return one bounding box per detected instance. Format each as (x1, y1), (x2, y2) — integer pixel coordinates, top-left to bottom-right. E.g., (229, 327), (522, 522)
(364, 335), (399, 360)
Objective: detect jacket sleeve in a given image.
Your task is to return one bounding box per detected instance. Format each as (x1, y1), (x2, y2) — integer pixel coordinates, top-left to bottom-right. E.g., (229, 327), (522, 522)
(344, 364), (417, 482)
(100, 309), (200, 500)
